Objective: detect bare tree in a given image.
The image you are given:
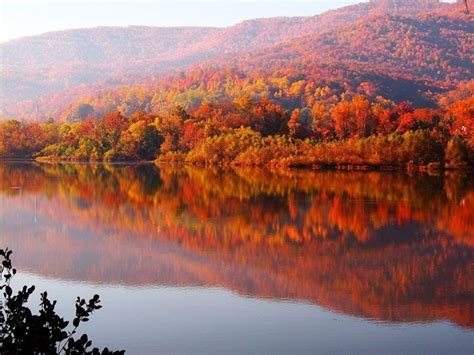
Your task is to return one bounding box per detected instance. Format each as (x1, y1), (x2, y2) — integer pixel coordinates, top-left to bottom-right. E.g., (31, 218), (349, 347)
(465, 0), (470, 14)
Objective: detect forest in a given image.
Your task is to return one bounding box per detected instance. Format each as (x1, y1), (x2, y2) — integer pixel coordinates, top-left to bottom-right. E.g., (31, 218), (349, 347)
(0, 91), (472, 169)
(0, 0), (455, 109)
(1, 1), (471, 120)
(0, 1), (472, 169)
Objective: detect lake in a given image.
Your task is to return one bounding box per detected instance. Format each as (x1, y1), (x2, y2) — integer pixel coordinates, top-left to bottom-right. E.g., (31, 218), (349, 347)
(0, 162), (472, 354)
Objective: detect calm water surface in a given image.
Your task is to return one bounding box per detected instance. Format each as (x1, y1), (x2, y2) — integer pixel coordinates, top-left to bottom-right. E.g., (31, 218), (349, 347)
(0, 162), (473, 354)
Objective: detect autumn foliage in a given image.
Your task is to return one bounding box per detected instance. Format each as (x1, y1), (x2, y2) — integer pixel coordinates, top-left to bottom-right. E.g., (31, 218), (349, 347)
(1, 94), (472, 169)
(0, 2), (472, 168)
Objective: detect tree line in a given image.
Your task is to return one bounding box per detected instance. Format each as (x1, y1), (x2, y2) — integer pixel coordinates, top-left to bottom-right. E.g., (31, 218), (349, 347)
(0, 94), (472, 169)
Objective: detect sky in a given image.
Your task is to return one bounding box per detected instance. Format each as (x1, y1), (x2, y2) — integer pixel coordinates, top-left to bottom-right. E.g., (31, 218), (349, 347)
(0, 0), (362, 43)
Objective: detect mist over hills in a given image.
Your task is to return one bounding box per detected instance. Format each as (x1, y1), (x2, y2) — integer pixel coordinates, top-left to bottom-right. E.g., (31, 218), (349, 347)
(0, 0), (470, 120)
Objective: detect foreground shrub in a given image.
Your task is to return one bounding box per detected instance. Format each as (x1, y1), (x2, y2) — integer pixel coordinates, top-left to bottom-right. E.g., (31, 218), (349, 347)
(0, 248), (124, 354)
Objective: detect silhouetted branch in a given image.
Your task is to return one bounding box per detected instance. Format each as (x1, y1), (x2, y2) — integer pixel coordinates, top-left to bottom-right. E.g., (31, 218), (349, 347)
(0, 248), (125, 354)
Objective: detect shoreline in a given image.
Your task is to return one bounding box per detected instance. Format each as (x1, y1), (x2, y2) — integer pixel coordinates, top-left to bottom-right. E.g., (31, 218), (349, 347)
(1, 157), (471, 174)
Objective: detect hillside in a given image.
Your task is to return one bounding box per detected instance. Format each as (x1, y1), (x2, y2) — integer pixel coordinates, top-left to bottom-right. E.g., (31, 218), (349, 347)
(7, 7), (470, 123)
(1, 10), (472, 167)
(0, 0), (452, 117)
(224, 12), (473, 105)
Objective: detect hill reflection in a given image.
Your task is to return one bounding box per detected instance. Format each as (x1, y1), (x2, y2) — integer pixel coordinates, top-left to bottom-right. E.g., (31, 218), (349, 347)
(0, 162), (472, 328)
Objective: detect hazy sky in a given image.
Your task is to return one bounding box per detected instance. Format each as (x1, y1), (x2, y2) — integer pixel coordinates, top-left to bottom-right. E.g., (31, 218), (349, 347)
(0, 0), (362, 43)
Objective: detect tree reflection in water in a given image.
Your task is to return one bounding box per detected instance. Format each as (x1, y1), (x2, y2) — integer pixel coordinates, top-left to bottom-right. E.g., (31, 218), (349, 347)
(0, 162), (472, 328)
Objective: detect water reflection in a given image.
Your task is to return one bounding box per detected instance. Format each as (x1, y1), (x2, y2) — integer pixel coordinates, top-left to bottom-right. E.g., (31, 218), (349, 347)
(0, 162), (473, 329)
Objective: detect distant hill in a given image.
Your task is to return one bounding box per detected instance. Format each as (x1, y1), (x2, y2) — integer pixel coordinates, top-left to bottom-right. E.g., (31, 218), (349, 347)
(221, 12), (473, 105)
(3, 1), (470, 122)
(0, 0), (455, 118)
